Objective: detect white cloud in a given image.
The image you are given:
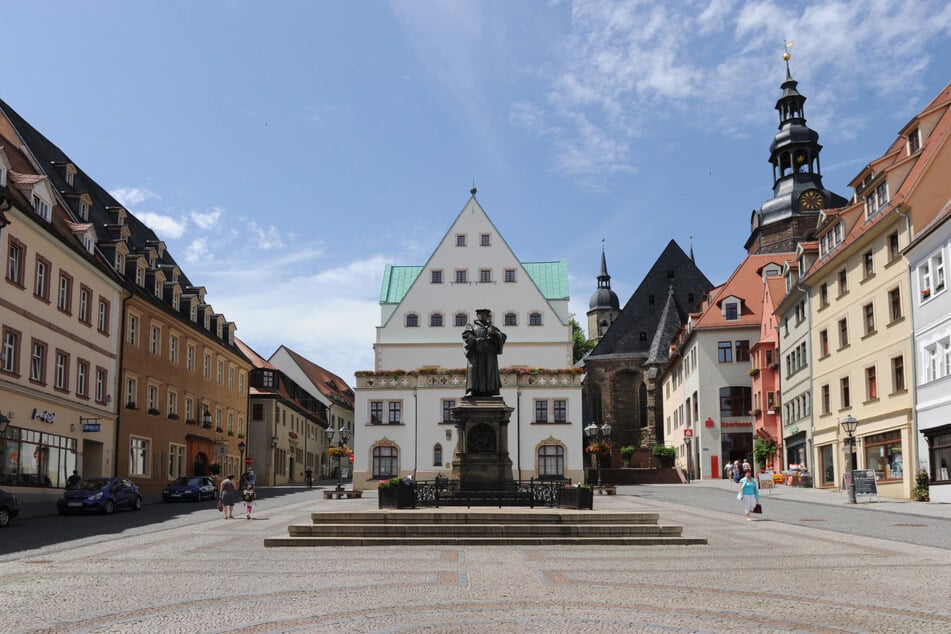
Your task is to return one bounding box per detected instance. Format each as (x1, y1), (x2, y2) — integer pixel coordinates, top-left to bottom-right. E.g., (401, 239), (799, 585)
(109, 186), (159, 208)
(248, 221), (285, 250)
(135, 211), (188, 240)
(191, 208), (222, 230)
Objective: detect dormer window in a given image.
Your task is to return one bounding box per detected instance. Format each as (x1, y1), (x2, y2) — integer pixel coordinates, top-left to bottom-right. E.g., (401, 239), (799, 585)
(154, 279), (162, 299)
(82, 233), (94, 253)
(908, 127), (921, 154)
(114, 252), (125, 273)
(724, 302), (739, 321)
(135, 265), (144, 286)
(190, 303), (197, 322)
(172, 291), (180, 311)
(203, 311), (210, 330)
(32, 195), (51, 222)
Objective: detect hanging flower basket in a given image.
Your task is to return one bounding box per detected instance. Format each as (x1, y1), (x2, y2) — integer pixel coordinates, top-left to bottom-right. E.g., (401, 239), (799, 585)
(585, 442), (613, 455)
(327, 446), (353, 458)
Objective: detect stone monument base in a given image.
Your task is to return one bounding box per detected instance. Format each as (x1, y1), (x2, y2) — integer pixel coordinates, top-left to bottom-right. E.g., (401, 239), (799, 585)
(451, 396), (514, 490)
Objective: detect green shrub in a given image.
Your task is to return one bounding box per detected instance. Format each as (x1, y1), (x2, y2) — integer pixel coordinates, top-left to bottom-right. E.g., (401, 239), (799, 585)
(912, 469), (930, 502)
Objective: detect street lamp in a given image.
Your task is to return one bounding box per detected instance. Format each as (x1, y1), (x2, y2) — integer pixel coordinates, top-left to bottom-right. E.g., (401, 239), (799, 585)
(238, 440), (247, 478)
(840, 415), (859, 504)
(0, 413), (10, 434)
(326, 423), (352, 491)
(202, 407), (212, 430)
(584, 421), (612, 494)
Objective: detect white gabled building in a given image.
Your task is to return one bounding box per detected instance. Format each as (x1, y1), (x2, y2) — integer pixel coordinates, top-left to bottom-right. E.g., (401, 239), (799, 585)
(352, 193), (583, 488)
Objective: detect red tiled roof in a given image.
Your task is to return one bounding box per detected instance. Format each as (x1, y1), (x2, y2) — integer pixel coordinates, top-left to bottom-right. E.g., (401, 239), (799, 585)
(694, 254), (790, 330)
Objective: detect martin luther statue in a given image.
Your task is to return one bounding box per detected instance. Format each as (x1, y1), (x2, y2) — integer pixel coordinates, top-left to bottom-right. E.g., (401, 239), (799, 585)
(462, 309), (506, 399)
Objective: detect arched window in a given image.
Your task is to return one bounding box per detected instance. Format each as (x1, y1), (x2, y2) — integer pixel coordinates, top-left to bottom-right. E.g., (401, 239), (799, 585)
(433, 444), (443, 466)
(405, 313), (419, 327)
(538, 445), (564, 479)
(372, 446), (398, 478)
(529, 312), (542, 326)
(430, 313), (443, 327)
(454, 313), (467, 327)
(504, 312), (517, 326)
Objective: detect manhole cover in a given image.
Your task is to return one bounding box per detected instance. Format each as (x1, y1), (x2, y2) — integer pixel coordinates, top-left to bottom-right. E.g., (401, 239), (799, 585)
(799, 518), (826, 522)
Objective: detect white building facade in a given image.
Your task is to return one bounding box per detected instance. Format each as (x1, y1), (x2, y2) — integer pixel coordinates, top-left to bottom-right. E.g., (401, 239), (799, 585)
(352, 195), (583, 488)
(907, 204), (951, 502)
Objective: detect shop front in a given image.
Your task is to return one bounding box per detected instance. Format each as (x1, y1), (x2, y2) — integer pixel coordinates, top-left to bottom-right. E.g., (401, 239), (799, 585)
(0, 397), (114, 488)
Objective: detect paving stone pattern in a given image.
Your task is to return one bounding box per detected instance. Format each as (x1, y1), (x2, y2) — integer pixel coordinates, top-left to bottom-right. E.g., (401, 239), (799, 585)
(2, 486), (950, 633)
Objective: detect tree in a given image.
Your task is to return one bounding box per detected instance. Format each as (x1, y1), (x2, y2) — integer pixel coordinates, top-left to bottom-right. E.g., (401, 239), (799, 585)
(570, 315), (596, 363)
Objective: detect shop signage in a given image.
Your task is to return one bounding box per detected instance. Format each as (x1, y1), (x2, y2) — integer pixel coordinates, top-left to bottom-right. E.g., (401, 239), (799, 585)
(32, 408), (56, 424)
(683, 428), (694, 437)
(245, 457), (254, 465)
(82, 422), (101, 433)
(288, 431), (299, 439)
(721, 421), (752, 428)
(704, 417), (715, 428)
(852, 469), (879, 503)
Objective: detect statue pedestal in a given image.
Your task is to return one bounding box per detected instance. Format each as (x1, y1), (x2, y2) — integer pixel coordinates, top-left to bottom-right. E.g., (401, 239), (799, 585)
(451, 397), (514, 490)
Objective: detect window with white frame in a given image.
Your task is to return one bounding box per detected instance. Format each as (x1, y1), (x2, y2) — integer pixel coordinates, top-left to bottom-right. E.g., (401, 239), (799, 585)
(187, 345), (195, 371)
(169, 443), (186, 479)
(125, 377), (137, 407)
(76, 360), (89, 397)
(128, 314), (139, 345)
(97, 298), (109, 334)
(34, 256), (50, 299)
(918, 249), (946, 302)
(149, 325), (161, 354)
(58, 272), (72, 313)
(216, 360), (223, 384)
(30, 340), (46, 383)
(169, 335), (178, 363)
(534, 400), (549, 423)
(130, 437), (150, 476)
(78, 285), (90, 323)
(203, 354), (210, 379)
(168, 391), (178, 417)
(32, 194), (51, 221)
(54, 351), (68, 390)
(148, 385), (158, 411)
(95, 367), (106, 402)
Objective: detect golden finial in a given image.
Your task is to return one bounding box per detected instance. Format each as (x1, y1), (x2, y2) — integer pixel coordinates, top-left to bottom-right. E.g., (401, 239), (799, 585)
(783, 40), (794, 62)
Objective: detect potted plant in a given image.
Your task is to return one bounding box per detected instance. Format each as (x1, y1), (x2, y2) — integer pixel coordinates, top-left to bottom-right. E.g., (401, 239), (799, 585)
(620, 445), (635, 468)
(378, 475), (416, 509)
(912, 469), (930, 502)
(558, 483), (593, 509)
(651, 444), (675, 468)
(753, 438), (777, 472)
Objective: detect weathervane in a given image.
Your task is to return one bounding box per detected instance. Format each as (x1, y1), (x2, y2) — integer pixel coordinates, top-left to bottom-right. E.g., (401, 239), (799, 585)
(783, 40), (794, 63)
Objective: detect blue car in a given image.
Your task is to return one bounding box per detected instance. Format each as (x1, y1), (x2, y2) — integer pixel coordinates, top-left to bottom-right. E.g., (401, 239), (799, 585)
(162, 476), (217, 502)
(57, 477), (142, 515)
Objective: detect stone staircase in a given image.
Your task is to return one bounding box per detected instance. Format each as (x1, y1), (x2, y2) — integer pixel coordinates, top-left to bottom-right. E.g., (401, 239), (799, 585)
(264, 509), (707, 547)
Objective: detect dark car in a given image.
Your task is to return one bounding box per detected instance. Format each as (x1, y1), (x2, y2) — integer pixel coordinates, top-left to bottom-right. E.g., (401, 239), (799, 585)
(162, 476), (217, 502)
(0, 489), (19, 527)
(56, 477), (142, 515)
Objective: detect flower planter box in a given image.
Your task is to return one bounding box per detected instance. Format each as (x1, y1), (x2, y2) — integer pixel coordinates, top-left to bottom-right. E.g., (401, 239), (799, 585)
(558, 487), (593, 510)
(378, 486), (415, 509)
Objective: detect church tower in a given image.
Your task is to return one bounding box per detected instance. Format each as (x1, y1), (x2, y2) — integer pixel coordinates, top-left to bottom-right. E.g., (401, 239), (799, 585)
(587, 244), (620, 342)
(745, 49), (848, 254)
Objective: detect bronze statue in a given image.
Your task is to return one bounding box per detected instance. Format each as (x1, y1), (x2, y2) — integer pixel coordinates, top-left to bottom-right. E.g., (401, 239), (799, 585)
(462, 308), (506, 398)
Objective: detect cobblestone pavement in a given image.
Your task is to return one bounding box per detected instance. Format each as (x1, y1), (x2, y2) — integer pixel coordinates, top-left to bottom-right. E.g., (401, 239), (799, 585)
(2, 485), (950, 633)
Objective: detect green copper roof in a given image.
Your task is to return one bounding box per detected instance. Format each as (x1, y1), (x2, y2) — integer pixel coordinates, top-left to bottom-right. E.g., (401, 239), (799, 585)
(380, 265), (424, 303)
(380, 260), (569, 304)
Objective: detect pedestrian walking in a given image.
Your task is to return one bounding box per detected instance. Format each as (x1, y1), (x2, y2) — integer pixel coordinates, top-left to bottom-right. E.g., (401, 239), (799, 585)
(242, 484), (256, 520)
(737, 468), (760, 521)
(732, 460), (742, 483)
(219, 473), (237, 519)
(742, 458), (751, 474)
(66, 470), (81, 489)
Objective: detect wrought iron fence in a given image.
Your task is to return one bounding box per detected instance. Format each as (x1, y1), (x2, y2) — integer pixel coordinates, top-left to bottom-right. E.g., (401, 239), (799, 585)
(412, 478), (570, 508)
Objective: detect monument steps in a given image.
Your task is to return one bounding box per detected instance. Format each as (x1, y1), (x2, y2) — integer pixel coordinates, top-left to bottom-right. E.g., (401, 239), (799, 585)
(265, 509), (707, 547)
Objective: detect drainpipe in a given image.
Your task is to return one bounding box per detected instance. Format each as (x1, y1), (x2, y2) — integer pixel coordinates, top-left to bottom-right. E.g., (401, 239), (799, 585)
(895, 201), (920, 476)
(413, 390), (418, 480)
(114, 289), (132, 477)
(516, 390), (521, 481)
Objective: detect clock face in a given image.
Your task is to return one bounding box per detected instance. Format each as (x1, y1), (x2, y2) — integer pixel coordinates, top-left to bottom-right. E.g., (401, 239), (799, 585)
(800, 190), (823, 210)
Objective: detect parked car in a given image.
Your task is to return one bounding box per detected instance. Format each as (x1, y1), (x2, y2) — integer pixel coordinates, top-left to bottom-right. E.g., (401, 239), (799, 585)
(162, 476), (217, 502)
(56, 477), (142, 515)
(0, 489), (19, 527)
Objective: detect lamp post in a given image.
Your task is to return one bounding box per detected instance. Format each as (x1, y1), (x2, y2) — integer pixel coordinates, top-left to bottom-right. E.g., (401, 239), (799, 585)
(238, 440), (247, 482)
(840, 415), (859, 504)
(584, 421), (612, 494)
(325, 423), (352, 491)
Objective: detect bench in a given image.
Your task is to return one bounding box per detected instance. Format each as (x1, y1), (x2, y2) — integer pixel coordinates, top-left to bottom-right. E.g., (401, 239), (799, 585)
(323, 489), (363, 500)
(600, 485), (617, 495)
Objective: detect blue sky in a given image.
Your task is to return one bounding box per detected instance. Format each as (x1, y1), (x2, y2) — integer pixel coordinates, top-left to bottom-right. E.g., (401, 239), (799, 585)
(4, 1), (951, 382)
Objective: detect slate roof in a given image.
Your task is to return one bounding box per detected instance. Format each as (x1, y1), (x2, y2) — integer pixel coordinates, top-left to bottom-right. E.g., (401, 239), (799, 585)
(274, 345), (354, 408)
(587, 240), (713, 359)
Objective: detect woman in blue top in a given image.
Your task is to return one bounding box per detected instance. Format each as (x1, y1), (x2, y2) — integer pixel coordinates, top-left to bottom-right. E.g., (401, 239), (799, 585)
(737, 468), (760, 521)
